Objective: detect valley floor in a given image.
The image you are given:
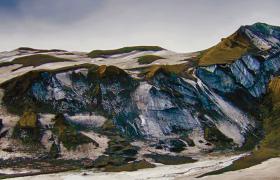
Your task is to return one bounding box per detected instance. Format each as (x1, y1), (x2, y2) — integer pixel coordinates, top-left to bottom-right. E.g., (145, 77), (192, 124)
(6, 156), (280, 180)
(6, 154), (279, 180)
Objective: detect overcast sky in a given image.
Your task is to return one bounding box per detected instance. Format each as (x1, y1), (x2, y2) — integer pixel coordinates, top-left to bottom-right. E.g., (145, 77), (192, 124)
(1, 0), (280, 53)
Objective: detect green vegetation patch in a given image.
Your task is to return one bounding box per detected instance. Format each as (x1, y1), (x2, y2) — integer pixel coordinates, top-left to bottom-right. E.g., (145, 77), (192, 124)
(137, 55), (164, 64)
(144, 154), (197, 165)
(198, 28), (258, 66)
(143, 64), (195, 80)
(92, 120), (142, 171)
(12, 111), (42, 145)
(104, 160), (155, 172)
(199, 148), (279, 177)
(88, 46), (164, 58)
(0, 158), (92, 179)
(49, 142), (60, 159)
(17, 111), (38, 128)
(204, 125), (235, 149)
(87, 65), (138, 95)
(93, 155), (155, 172)
(52, 114), (97, 150)
(105, 135), (139, 158)
(0, 54), (73, 70)
(94, 65), (128, 79)
(17, 47), (66, 53)
(268, 77), (280, 105)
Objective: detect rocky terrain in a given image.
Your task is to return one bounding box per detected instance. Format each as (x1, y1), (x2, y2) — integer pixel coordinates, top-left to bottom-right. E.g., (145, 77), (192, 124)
(0, 22), (280, 179)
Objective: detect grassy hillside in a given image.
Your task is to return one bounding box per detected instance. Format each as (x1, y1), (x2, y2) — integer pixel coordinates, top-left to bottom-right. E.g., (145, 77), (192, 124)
(268, 77), (280, 104)
(0, 54), (73, 69)
(137, 55), (164, 64)
(261, 77), (280, 150)
(198, 28), (257, 66)
(142, 63), (195, 80)
(17, 47), (66, 53)
(88, 46), (164, 58)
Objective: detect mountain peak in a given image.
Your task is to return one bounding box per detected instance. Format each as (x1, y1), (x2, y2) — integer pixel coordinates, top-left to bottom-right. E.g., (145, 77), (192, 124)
(198, 22), (280, 66)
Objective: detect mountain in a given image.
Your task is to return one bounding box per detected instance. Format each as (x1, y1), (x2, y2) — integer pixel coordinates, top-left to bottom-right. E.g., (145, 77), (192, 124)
(0, 22), (280, 177)
(199, 22), (280, 65)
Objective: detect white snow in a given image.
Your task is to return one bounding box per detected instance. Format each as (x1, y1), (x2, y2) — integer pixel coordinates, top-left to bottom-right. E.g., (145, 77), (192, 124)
(56, 72), (72, 87)
(9, 154), (246, 180)
(65, 113), (107, 128)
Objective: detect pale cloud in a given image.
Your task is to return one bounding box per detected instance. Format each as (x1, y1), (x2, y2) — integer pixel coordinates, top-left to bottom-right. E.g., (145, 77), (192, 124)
(0, 0), (280, 52)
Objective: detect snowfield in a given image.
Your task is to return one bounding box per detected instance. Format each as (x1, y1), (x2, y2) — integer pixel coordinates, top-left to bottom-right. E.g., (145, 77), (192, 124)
(7, 154), (246, 180)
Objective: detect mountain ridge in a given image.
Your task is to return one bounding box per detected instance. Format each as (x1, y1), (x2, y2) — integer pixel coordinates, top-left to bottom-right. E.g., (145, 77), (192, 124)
(0, 22), (280, 177)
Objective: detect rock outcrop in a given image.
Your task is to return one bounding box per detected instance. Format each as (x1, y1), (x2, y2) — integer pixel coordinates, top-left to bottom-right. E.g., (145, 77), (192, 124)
(0, 22), (280, 173)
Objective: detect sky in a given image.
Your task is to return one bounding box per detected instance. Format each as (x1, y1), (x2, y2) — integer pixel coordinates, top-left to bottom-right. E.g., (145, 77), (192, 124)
(1, 0), (280, 53)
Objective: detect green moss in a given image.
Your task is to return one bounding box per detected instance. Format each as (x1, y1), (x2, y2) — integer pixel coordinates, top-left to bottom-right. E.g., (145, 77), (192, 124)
(12, 111), (42, 145)
(97, 65), (128, 78)
(204, 125), (234, 149)
(0, 54), (73, 70)
(198, 28), (258, 66)
(0, 158), (92, 178)
(104, 160), (155, 172)
(93, 134), (140, 171)
(268, 77), (280, 104)
(137, 55), (164, 64)
(17, 111), (38, 128)
(93, 155), (155, 172)
(179, 132), (195, 147)
(168, 139), (187, 152)
(49, 142), (60, 159)
(87, 65), (131, 83)
(52, 114), (96, 150)
(259, 77), (280, 151)
(238, 133), (261, 151)
(199, 148), (279, 177)
(93, 155), (111, 168)
(88, 46), (164, 58)
(98, 120), (140, 169)
(144, 154), (197, 165)
(105, 135), (138, 157)
(17, 47), (66, 53)
(143, 64), (194, 80)
(92, 84), (101, 96)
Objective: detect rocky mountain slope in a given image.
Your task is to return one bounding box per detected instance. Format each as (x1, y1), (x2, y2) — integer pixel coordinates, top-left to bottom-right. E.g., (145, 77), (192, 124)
(0, 22), (280, 177)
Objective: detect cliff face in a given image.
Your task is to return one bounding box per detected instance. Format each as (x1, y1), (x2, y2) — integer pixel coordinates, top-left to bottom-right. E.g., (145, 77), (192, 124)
(0, 22), (280, 172)
(0, 63), (257, 145)
(197, 53), (280, 98)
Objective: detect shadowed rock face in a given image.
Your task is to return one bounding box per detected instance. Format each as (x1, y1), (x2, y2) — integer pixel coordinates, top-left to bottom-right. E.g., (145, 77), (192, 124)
(0, 63), (260, 146)
(197, 53), (280, 98)
(0, 23), (280, 165)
